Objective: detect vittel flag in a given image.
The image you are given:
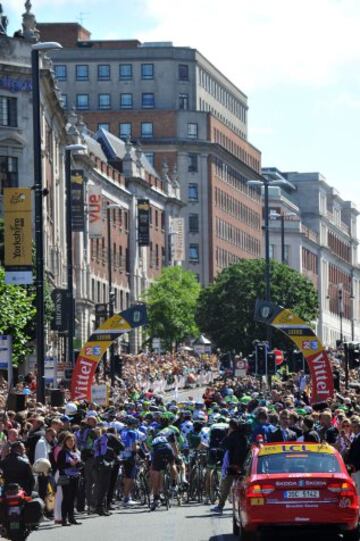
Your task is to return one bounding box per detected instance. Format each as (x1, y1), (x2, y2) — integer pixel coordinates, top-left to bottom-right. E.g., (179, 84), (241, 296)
(70, 304), (147, 401)
(254, 300), (334, 405)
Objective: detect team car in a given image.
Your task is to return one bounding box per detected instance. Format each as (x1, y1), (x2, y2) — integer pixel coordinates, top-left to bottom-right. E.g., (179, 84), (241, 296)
(232, 441), (360, 540)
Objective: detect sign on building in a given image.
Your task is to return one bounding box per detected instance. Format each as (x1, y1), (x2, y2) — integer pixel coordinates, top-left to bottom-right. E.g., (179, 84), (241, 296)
(0, 335), (12, 370)
(71, 169), (85, 231)
(51, 289), (69, 332)
(4, 188), (33, 285)
(88, 184), (102, 238)
(138, 199), (150, 246)
(171, 217), (185, 262)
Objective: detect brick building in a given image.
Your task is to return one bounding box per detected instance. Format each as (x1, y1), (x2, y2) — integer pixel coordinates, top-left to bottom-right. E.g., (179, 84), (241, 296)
(38, 22), (263, 285)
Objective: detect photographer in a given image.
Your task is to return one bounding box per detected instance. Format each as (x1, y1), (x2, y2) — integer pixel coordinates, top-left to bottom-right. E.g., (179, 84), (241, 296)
(211, 419), (249, 514)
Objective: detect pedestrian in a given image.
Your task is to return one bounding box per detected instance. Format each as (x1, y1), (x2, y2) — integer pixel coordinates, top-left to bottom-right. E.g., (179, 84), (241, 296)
(56, 432), (82, 526)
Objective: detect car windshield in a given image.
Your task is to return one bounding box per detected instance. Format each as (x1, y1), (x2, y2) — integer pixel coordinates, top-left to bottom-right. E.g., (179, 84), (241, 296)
(257, 452), (341, 474)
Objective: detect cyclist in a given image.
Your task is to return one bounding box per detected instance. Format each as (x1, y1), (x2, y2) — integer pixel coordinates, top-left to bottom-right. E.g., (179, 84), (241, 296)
(149, 434), (177, 511)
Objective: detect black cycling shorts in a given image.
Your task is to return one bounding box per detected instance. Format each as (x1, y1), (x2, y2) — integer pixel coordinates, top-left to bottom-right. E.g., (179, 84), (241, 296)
(151, 445), (175, 472)
(123, 458), (136, 479)
(208, 448), (224, 467)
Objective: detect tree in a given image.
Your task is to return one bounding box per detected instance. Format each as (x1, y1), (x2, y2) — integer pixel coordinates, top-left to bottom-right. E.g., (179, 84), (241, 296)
(196, 259), (319, 354)
(0, 267), (36, 365)
(145, 266), (201, 349)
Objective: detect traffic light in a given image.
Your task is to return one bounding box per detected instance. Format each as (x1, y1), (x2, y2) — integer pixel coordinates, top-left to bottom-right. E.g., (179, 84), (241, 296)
(113, 354), (123, 378)
(267, 352), (276, 375)
(288, 351), (304, 373)
(348, 342), (360, 369)
(256, 343), (268, 375)
(247, 352), (256, 374)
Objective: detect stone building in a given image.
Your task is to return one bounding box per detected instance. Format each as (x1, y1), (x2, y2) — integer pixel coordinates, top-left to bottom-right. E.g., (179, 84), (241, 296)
(262, 167), (360, 346)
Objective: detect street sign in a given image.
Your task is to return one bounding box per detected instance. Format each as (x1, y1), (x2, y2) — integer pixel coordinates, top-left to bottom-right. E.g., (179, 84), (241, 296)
(0, 335), (12, 370)
(51, 289), (69, 332)
(91, 384), (109, 406)
(234, 358), (247, 377)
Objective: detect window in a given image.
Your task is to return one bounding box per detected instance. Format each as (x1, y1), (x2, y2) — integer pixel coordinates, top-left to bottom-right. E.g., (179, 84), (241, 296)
(141, 122), (153, 138)
(144, 152), (155, 167)
(188, 183), (198, 201)
(98, 123), (109, 131)
(76, 65), (89, 81)
(98, 64), (110, 81)
(141, 63), (154, 79)
(119, 64), (132, 80)
(187, 122), (198, 138)
(119, 122), (132, 139)
(142, 93), (155, 108)
(269, 244), (276, 259)
(120, 93), (133, 109)
(60, 94), (67, 109)
(179, 64), (189, 81)
(54, 65), (67, 81)
(189, 214), (199, 233)
(189, 243), (199, 262)
(179, 93), (189, 110)
(76, 94), (89, 110)
(0, 96), (17, 127)
(284, 245), (290, 265)
(0, 156), (18, 189)
(188, 153), (198, 172)
(98, 93), (111, 110)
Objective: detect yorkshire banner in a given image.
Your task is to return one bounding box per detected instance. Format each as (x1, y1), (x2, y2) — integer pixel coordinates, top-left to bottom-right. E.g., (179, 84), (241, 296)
(70, 304), (147, 400)
(254, 300), (334, 405)
(4, 187), (33, 285)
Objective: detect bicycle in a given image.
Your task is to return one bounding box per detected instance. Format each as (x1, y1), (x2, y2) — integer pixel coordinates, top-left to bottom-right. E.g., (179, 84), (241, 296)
(187, 450), (207, 503)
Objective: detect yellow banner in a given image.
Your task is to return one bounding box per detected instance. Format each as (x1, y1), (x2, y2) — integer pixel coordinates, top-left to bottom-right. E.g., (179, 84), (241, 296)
(4, 188), (32, 268)
(259, 443), (333, 456)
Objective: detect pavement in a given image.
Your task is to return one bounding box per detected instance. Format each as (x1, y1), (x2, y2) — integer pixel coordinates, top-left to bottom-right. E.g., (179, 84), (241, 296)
(33, 503), (236, 541)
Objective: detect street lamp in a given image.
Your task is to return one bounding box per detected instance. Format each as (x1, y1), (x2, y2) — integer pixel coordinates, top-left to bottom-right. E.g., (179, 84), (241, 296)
(269, 211), (296, 264)
(247, 177), (289, 301)
(107, 203), (122, 385)
(65, 144), (87, 369)
(32, 41), (62, 403)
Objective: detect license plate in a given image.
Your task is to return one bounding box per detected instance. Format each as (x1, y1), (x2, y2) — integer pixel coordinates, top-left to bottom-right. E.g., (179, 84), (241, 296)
(285, 490), (319, 499)
(9, 523), (20, 530)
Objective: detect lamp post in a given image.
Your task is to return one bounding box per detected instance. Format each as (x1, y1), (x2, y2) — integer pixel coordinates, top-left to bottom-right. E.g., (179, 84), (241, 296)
(65, 144), (87, 368)
(32, 41), (62, 403)
(107, 203), (122, 385)
(247, 177), (289, 301)
(269, 211), (296, 264)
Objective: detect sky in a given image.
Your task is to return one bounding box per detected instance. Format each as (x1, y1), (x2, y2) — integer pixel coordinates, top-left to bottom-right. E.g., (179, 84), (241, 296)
(6, 0), (360, 206)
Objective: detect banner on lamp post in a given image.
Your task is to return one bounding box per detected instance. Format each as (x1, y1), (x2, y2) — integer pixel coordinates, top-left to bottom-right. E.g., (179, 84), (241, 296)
(138, 199), (150, 246)
(4, 188), (33, 285)
(71, 169), (85, 232)
(51, 289), (69, 332)
(88, 184), (102, 238)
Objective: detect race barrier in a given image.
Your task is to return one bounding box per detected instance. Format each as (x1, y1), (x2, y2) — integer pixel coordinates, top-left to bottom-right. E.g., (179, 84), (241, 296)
(255, 300), (334, 405)
(70, 304), (147, 400)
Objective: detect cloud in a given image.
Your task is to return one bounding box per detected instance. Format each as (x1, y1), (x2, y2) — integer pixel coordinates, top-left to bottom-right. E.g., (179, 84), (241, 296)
(138, 0), (360, 91)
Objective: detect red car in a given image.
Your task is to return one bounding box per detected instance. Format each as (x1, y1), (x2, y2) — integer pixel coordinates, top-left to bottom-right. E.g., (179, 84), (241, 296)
(232, 442), (359, 540)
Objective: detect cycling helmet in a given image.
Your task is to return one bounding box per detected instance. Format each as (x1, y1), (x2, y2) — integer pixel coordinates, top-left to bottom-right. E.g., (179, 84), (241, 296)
(125, 415), (138, 427)
(193, 410), (206, 421)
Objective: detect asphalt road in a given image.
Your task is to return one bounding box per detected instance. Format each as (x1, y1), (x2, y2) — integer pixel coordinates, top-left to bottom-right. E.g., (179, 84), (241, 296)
(33, 503), (236, 541)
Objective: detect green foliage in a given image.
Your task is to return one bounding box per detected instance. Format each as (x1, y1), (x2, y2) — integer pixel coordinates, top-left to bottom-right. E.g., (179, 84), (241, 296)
(0, 267), (36, 365)
(196, 259), (319, 354)
(145, 266), (201, 349)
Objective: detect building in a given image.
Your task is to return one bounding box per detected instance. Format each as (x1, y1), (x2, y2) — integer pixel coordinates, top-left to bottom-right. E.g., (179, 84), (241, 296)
(0, 4), (68, 363)
(38, 22), (263, 285)
(0, 4), (183, 370)
(262, 167), (360, 346)
(67, 115), (183, 352)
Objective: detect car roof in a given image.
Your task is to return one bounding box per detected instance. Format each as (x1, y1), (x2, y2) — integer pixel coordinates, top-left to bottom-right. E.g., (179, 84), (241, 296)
(253, 442), (336, 458)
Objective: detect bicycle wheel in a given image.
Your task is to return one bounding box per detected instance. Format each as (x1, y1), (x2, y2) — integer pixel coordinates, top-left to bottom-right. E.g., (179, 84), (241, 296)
(196, 465), (204, 503)
(188, 466), (198, 502)
(163, 472), (171, 510)
(209, 468), (220, 504)
(139, 473), (151, 508)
